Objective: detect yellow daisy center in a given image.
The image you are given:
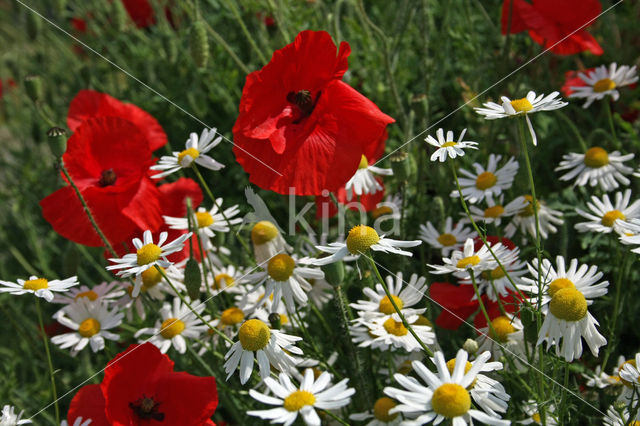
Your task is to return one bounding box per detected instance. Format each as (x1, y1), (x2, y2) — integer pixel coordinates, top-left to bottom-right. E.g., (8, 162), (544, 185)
(532, 413), (541, 423)
(442, 141), (457, 147)
(283, 390), (316, 412)
(379, 295), (404, 315)
(23, 278), (48, 291)
(358, 154), (369, 169)
(220, 307), (245, 326)
(583, 147), (610, 168)
(373, 397), (398, 422)
(619, 359), (637, 387)
(548, 277), (574, 297)
(593, 78), (616, 93)
(601, 210), (625, 227)
(213, 273), (234, 290)
(371, 206), (393, 219)
(160, 318), (185, 339)
(346, 225), (380, 254)
(482, 266), (505, 280)
(74, 290), (98, 301)
(195, 211), (214, 228)
(238, 319), (271, 351)
(279, 313), (289, 325)
(437, 233), (457, 247)
(518, 195), (538, 217)
(456, 255), (480, 269)
(141, 266), (164, 290)
(136, 243), (162, 266)
(489, 316), (516, 342)
(251, 221), (279, 245)
(475, 171), (497, 190)
(177, 147), (200, 165)
(431, 383), (471, 418)
(446, 359), (478, 389)
(510, 97), (533, 113)
(267, 253), (295, 282)
(78, 318), (101, 338)
(484, 205), (505, 218)
(415, 315), (432, 327)
(383, 317), (408, 336)
(549, 288), (587, 322)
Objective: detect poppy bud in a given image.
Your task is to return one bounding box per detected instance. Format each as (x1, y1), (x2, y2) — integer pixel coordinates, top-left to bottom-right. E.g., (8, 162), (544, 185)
(390, 150), (411, 182)
(47, 127), (67, 158)
(24, 75), (43, 102)
(321, 260), (344, 286)
(189, 20), (209, 69)
(184, 258), (202, 301)
(268, 312), (281, 330)
(26, 11), (42, 40)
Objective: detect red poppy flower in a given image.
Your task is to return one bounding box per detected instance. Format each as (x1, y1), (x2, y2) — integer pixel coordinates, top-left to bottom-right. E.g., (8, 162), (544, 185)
(501, 0), (603, 56)
(473, 235), (516, 251)
(232, 30), (394, 195)
(40, 117), (163, 247)
(68, 90), (167, 151)
(67, 343), (218, 425)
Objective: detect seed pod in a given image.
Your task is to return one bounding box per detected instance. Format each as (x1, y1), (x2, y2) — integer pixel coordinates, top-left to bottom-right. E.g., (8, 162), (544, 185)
(189, 20), (209, 69)
(184, 258), (202, 301)
(47, 127), (67, 158)
(26, 11), (42, 40)
(24, 75), (43, 102)
(390, 150), (410, 182)
(268, 312), (281, 330)
(321, 260), (344, 286)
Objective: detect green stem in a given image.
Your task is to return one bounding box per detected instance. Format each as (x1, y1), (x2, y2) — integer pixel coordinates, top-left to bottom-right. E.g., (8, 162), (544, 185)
(470, 274), (497, 338)
(321, 409), (350, 426)
(220, 0), (268, 63)
(35, 298), (59, 425)
(557, 111), (588, 151)
(605, 101), (620, 150)
(602, 249), (630, 369)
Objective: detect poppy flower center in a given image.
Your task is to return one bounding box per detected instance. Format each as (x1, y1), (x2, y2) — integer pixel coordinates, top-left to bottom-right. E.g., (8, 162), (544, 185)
(98, 169), (117, 187)
(431, 383), (471, 418)
(475, 171), (497, 190)
(129, 395), (165, 421)
(489, 315), (516, 342)
(456, 255), (480, 269)
(213, 273), (234, 289)
(23, 278), (48, 291)
(549, 288), (587, 322)
(484, 205), (505, 218)
(619, 359), (637, 387)
(346, 225), (380, 254)
(160, 318), (185, 339)
(593, 78), (616, 93)
(283, 390), (316, 412)
(371, 205), (393, 219)
(601, 210), (625, 227)
(251, 221), (279, 245)
(510, 97), (533, 113)
(583, 147), (609, 168)
(373, 397), (398, 421)
(442, 141), (457, 147)
(177, 147), (200, 166)
(78, 318), (101, 337)
(220, 307), (244, 326)
(518, 195), (538, 217)
(238, 319), (271, 351)
(286, 90), (315, 118)
(379, 295), (403, 315)
(382, 317), (408, 336)
(195, 211), (214, 228)
(267, 253), (295, 281)
(74, 290), (98, 301)
(437, 233), (457, 246)
(141, 266), (164, 290)
(358, 154), (369, 169)
(482, 266), (505, 280)
(137, 244), (162, 266)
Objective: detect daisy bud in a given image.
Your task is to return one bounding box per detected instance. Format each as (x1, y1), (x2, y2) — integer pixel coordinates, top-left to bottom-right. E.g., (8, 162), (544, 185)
(614, 401), (626, 413)
(47, 127), (67, 158)
(268, 312), (281, 330)
(26, 11), (42, 40)
(390, 151), (411, 182)
(462, 338), (478, 355)
(190, 20), (209, 69)
(24, 75), (43, 103)
(184, 258), (202, 301)
(321, 260), (344, 286)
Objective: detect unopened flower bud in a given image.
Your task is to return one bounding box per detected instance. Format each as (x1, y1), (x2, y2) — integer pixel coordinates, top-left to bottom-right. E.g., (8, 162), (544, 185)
(26, 11), (42, 40)
(390, 151), (410, 182)
(47, 127), (67, 158)
(190, 20), (209, 69)
(268, 312), (281, 330)
(184, 258), (202, 301)
(463, 338), (478, 355)
(24, 75), (43, 102)
(321, 260), (344, 286)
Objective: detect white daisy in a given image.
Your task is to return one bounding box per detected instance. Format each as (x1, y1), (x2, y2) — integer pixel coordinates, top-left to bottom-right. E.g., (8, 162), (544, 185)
(556, 147), (635, 192)
(351, 313), (436, 352)
(425, 128), (479, 162)
(305, 276), (333, 308)
(248, 368), (355, 426)
(303, 225), (421, 266)
(114, 266), (173, 321)
(603, 404), (640, 426)
(205, 264), (245, 296)
(53, 281), (124, 306)
(134, 296), (209, 354)
(0, 275), (78, 303)
(350, 397), (403, 425)
(476, 314), (526, 364)
(583, 356), (625, 389)
(467, 195), (527, 227)
(345, 154), (393, 201)
(106, 230), (192, 296)
(0, 405), (31, 425)
(519, 400), (558, 425)
(61, 418), (92, 426)
(428, 238), (500, 277)
(224, 318), (303, 385)
(350, 272), (427, 319)
(519, 256), (608, 361)
(474, 91), (567, 145)
(251, 220), (291, 264)
(620, 218), (640, 253)
(569, 63), (639, 108)
(150, 127), (224, 178)
(504, 195), (564, 241)
(384, 350), (510, 425)
(575, 189), (640, 235)
(619, 353), (640, 388)
(51, 298), (123, 356)
(419, 217), (476, 256)
(371, 194), (403, 222)
(451, 154), (519, 203)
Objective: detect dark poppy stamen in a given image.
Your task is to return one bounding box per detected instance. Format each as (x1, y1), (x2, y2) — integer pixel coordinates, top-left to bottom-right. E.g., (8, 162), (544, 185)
(129, 395), (165, 421)
(98, 169), (117, 187)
